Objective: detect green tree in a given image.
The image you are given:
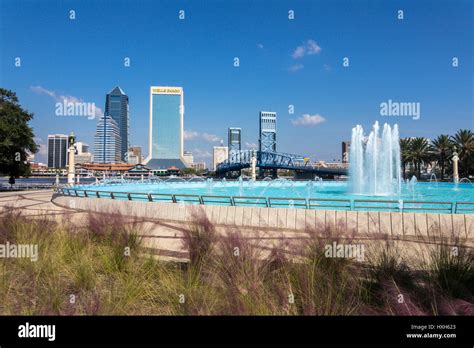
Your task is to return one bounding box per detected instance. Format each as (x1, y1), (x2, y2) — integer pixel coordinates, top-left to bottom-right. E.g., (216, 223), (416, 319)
(410, 137), (431, 179)
(182, 167), (197, 175)
(399, 137), (412, 180)
(0, 88), (38, 179)
(430, 134), (452, 180)
(451, 129), (474, 177)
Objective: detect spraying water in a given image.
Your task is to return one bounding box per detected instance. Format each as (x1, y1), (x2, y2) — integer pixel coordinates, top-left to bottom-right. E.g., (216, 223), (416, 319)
(350, 121), (402, 195)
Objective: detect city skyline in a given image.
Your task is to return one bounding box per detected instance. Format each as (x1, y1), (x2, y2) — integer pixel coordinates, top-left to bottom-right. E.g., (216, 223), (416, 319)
(1, 0), (472, 167)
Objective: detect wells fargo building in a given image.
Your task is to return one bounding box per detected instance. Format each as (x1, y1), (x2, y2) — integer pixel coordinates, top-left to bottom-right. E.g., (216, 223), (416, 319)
(145, 86), (186, 169)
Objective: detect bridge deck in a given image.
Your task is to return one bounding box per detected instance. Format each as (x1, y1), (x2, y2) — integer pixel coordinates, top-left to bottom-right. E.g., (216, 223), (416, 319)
(216, 150), (348, 176)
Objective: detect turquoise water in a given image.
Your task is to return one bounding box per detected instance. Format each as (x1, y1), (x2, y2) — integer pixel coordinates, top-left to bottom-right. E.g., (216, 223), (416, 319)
(69, 180), (474, 213)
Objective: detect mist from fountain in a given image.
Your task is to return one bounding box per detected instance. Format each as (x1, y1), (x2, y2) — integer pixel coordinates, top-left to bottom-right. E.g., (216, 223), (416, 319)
(350, 121), (402, 195)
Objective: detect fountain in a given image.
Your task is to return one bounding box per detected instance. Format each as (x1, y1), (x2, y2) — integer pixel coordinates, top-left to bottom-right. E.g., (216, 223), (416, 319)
(350, 121), (401, 195)
(238, 176), (244, 196)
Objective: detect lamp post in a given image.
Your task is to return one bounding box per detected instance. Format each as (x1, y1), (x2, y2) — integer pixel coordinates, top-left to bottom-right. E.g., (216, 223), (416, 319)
(67, 132), (76, 185)
(251, 150), (257, 181)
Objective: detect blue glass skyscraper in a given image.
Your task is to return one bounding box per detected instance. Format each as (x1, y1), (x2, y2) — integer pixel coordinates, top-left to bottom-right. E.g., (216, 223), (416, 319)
(144, 86), (186, 169)
(105, 86), (129, 161)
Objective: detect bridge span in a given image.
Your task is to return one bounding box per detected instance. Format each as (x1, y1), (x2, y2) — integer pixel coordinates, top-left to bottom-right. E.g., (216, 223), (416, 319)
(215, 150), (348, 178)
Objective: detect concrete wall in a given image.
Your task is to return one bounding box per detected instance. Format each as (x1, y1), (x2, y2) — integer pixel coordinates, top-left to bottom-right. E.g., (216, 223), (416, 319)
(52, 194), (473, 241)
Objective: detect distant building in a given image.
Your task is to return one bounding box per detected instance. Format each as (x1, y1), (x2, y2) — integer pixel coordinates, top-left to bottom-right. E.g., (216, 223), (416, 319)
(259, 111), (277, 152)
(47, 134), (68, 168)
(127, 164), (151, 177)
(183, 151), (193, 166)
(191, 162), (206, 171)
(128, 146), (143, 163)
(75, 142), (89, 154)
(213, 146), (228, 171)
(145, 86), (186, 169)
(30, 162), (48, 174)
(125, 151), (140, 165)
(342, 141), (351, 163)
(228, 127), (241, 159)
(80, 163), (133, 174)
(75, 142), (93, 164)
(105, 86), (129, 161)
(94, 115), (121, 163)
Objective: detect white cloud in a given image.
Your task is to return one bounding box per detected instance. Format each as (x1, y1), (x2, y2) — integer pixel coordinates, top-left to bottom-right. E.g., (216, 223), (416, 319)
(291, 40), (321, 59)
(184, 130), (199, 140)
(202, 133), (222, 143)
(192, 148), (212, 159)
(288, 63), (304, 72)
(291, 114), (326, 126)
(30, 85), (103, 117)
(184, 130), (222, 143)
(306, 40), (322, 55)
(291, 45), (306, 59)
(34, 137), (48, 156)
(257, 43), (264, 49)
(323, 64), (332, 71)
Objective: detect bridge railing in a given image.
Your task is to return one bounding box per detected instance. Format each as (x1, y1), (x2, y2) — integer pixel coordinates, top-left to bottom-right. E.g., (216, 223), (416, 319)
(56, 187), (474, 214)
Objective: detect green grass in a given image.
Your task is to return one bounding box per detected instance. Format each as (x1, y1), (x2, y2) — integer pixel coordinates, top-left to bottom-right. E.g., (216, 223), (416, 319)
(0, 209), (472, 315)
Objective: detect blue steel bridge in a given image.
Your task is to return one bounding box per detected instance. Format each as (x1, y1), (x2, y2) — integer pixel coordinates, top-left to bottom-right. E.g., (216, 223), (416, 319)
(215, 150), (348, 178)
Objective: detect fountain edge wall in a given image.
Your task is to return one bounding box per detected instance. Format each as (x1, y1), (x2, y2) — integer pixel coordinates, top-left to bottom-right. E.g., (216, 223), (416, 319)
(51, 194), (474, 243)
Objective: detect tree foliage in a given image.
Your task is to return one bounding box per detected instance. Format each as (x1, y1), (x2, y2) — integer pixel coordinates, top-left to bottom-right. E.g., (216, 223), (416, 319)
(0, 88), (38, 177)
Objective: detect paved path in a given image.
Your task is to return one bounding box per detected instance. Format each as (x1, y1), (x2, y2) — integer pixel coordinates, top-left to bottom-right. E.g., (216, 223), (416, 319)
(0, 191), (298, 260)
(0, 190), (192, 260)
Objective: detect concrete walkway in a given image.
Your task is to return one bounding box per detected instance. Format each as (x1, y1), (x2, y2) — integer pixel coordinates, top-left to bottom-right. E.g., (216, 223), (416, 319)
(0, 190), (302, 261)
(0, 190), (191, 260)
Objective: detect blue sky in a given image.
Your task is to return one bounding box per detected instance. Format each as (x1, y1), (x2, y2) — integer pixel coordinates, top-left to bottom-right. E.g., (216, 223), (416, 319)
(1, 0), (472, 165)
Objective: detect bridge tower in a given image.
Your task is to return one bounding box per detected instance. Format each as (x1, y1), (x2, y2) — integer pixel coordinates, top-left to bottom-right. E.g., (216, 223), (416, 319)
(259, 111), (276, 152)
(228, 127), (242, 157)
(259, 111), (277, 178)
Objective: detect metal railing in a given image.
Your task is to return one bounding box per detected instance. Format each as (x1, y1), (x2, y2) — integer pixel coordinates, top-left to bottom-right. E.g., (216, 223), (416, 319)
(55, 187), (474, 214)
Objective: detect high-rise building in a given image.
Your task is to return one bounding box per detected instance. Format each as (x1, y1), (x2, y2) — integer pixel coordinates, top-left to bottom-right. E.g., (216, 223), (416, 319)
(228, 127), (241, 159)
(183, 151), (193, 166)
(213, 146), (228, 171)
(145, 86), (186, 169)
(342, 141), (351, 163)
(259, 111), (277, 152)
(75, 142), (92, 164)
(47, 134), (68, 168)
(105, 86), (129, 161)
(94, 115), (121, 163)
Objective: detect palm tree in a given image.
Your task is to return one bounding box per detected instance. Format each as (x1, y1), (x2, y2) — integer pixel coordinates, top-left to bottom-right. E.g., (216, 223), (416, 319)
(410, 137), (432, 179)
(430, 135), (452, 180)
(451, 129), (474, 177)
(399, 138), (412, 180)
